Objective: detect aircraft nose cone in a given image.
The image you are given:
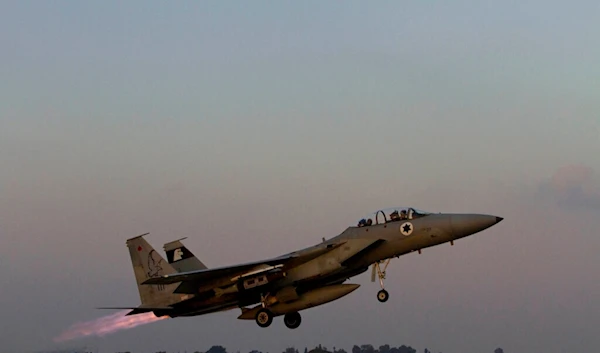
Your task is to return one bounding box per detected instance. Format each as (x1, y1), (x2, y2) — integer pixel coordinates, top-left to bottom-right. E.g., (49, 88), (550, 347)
(451, 214), (503, 238)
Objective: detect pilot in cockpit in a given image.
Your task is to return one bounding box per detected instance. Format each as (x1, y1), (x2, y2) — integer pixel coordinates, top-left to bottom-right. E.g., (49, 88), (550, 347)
(390, 210), (400, 221)
(400, 209), (408, 220)
(357, 218), (374, 227)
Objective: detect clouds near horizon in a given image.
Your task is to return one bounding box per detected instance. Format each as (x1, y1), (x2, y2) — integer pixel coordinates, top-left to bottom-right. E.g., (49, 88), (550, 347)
(536, 164), (600, 211)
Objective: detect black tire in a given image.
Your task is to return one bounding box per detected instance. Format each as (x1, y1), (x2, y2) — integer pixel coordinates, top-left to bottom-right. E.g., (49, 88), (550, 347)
(283, 311), (302, 329)
(255, 308), (273, 328)
(377, 289), (389, 303)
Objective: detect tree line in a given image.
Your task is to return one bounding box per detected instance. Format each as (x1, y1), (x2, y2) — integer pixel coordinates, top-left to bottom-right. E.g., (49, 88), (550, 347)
(150, 344), (505, 353)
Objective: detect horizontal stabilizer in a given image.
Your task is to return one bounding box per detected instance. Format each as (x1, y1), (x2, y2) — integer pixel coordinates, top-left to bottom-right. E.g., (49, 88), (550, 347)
(97, 306), (174, 310)
(97, 306), (174, 316)
(125, 308), (157, 316)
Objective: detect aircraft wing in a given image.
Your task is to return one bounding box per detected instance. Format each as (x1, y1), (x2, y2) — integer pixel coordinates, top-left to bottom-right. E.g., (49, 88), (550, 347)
(142, 241), (346, 286)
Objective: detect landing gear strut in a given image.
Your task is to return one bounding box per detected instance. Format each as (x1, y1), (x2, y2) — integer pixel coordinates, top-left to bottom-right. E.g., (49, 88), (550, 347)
(283, 311), (302, 329)
(371, 259), (391, 302)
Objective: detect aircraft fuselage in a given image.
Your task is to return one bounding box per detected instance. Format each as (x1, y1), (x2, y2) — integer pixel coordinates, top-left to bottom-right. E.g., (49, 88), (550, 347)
(166, 212), (502, 320)
(280, 213), (499, 287)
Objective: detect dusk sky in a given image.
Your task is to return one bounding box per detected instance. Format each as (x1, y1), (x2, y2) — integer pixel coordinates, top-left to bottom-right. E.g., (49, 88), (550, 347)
(1, 1), (599, 353)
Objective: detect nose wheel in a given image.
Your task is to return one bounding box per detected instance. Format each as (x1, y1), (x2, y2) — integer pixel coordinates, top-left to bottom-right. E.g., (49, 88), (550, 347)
(377, 289), (389, 302)
(371, 258), (392, 303)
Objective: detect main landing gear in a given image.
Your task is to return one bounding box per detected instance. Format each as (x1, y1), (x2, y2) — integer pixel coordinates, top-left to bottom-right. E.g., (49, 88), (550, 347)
(255, 308), (273, 327)
(254, 308), (302, 329)
(254, 293), (302, 329)
(283, 311), (301, 329)
(371, 259), (391, 303)
(255, 293), (274, 327)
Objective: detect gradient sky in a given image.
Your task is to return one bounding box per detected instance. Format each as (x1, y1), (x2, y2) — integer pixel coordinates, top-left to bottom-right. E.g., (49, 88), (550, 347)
(1, 1), (599, 353)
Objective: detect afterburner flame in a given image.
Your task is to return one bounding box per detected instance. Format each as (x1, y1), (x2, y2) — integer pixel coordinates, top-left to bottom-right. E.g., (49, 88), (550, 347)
(54, 310), (168, 342)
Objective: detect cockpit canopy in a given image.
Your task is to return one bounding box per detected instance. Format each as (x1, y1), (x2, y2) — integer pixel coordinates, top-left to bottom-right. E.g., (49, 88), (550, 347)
(356, 207), (432, 227)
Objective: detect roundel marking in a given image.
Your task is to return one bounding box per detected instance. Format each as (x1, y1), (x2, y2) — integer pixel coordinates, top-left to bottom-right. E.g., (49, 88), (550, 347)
(400, 222), (413, 236)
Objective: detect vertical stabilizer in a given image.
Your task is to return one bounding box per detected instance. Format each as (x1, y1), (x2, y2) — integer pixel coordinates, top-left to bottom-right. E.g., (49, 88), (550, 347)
(163, 237), (208, 272)
(126, 234), (183, 306)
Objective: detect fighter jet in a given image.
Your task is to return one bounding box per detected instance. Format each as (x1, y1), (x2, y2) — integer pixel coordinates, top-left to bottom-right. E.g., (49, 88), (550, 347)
(102, 207), (502, 329)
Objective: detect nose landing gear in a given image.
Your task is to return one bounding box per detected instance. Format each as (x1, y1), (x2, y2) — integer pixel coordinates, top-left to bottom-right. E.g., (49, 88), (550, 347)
(371, 258), (392, 302)
(377, 289), (389, 302)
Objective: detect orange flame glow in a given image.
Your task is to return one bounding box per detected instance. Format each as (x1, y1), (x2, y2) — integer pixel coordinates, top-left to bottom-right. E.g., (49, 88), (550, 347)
(54, 310), (168, 342)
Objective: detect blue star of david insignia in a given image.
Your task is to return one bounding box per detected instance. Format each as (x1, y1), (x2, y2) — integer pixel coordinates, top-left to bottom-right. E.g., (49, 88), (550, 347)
(402, 224), (412, 233)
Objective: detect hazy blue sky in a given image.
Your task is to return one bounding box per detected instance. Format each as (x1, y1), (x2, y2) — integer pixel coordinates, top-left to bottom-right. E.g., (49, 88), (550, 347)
(1, 1), (599, 353)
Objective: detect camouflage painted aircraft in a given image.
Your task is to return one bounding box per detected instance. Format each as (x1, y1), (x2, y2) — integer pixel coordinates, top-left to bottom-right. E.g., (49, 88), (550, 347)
(102, 207), (502, 329)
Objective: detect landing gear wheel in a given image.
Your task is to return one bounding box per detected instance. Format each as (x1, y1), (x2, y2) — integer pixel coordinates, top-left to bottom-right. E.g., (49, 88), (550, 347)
(377, 289), (389, 303)
(283, 311), (302, 329)
(255, 308), (273, 328)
